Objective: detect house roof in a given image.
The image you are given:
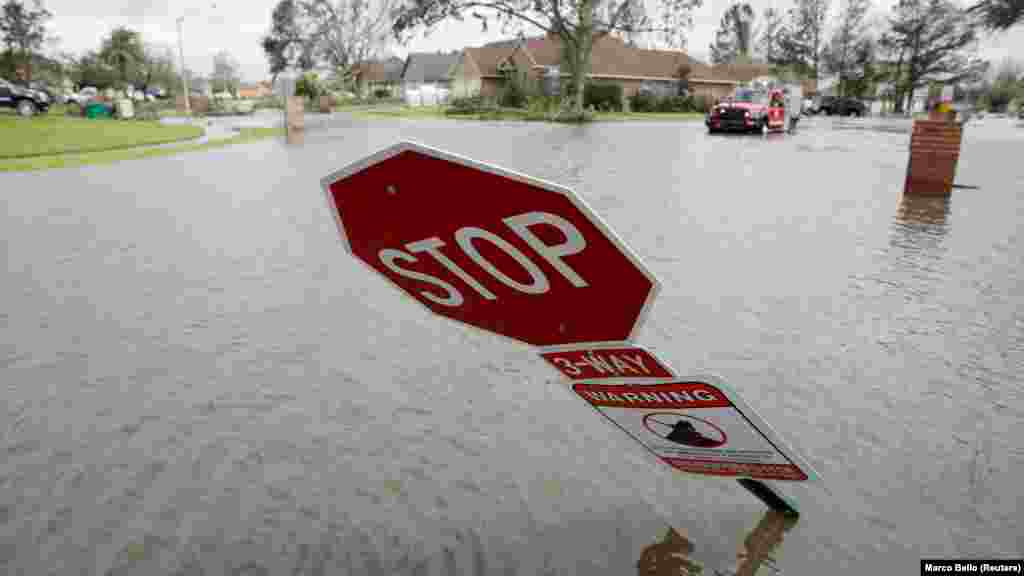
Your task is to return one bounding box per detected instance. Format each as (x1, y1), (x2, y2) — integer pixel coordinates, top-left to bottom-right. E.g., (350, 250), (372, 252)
(402, 52), (461, 83)
(356, 57), (404, 83)
(463, 46), (517, 78)
(489, 34), (710, 81)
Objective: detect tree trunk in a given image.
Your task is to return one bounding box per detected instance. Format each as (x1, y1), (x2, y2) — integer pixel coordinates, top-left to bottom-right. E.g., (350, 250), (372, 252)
(892, 52), (905, 114)
(571, 0), (595, 117)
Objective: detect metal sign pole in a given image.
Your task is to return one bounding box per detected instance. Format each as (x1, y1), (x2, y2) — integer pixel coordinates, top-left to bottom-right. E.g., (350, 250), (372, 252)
(737, 479), (799, 517)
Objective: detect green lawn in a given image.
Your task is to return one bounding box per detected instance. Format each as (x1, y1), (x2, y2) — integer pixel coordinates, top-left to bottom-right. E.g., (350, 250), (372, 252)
(0, 114), (203, 159)
(0, 127), (281, 173)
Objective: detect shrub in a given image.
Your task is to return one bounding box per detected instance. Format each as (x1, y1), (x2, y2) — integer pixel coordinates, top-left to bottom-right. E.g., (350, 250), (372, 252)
(295, 73), (321, 101)
(373, 88), (390, 99)
(525, 95), (561, 120)
(133, 101), (162, 121)
(692, 95), (710, 113)
(446, 95), (494, 115)
(629, 92), (658, 112)
(254, 97), (283, 110)
(584, 83), (623, 112)
(499, 75), (529, 108)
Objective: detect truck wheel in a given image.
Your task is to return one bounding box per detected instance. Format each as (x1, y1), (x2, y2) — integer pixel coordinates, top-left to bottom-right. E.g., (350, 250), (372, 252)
(16, 100), (37, 117)
(850, 109), (861, 118)
(760, 120), (769, 135)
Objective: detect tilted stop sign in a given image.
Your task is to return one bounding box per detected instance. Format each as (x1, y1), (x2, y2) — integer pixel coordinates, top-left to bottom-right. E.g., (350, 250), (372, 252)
(321, 141), (660, 347)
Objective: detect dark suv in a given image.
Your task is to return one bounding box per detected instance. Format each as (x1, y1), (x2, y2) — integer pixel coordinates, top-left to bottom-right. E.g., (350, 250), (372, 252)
(818, 96), (867, 117)
(0, 78), (50, 116)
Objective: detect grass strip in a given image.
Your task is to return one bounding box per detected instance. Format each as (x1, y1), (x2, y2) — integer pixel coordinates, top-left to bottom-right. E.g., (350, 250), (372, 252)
(0, 127), (281, 173)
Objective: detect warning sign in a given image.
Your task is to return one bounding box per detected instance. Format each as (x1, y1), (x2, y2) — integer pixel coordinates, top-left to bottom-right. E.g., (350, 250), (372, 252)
(573, 381), (816, 482)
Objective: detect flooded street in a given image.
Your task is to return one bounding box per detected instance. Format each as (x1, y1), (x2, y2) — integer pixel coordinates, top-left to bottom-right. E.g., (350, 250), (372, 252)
(2, 114), (1022, 575)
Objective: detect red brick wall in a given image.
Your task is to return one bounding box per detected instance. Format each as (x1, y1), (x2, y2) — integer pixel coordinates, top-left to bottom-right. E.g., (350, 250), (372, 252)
(904, 120), (963, 196)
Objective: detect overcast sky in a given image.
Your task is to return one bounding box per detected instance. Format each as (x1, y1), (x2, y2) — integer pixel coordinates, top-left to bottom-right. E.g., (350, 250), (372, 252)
(43, 0), (1024, 82)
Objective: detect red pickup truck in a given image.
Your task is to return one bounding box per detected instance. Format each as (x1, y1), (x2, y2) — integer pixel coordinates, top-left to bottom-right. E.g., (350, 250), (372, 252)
(706, 87), (791, 134)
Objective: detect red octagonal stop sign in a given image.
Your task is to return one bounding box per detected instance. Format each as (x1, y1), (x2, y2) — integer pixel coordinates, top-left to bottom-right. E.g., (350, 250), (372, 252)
(320, 141), (660, 348)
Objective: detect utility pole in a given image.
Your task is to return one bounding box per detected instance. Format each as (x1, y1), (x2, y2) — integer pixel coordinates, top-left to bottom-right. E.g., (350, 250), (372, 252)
(176, 16), (191, 115)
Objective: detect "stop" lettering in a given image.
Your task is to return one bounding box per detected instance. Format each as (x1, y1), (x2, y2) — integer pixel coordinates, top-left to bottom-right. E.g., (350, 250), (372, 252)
(378, 211), (589, 307)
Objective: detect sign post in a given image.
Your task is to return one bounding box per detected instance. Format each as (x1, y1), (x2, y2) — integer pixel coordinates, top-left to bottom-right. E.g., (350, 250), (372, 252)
(322, 141), (821, 516)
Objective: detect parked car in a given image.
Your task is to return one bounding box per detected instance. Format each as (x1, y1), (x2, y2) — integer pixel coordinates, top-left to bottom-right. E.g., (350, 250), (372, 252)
(818, 96), (867, 117)
(66, 86), (99, 106)
(802, 97), (815, 115)
(0, 78), (51, 116)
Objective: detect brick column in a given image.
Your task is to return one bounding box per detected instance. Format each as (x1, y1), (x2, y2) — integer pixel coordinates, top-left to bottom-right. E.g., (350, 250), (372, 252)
(286, 96), (305, 145)
(904, 119), (963, 196)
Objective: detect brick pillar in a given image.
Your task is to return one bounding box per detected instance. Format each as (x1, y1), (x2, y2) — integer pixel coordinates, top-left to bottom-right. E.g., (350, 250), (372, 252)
(176, 95), (188, 113)
(904, 119), (963, 196)
(286, 96), (305, 145)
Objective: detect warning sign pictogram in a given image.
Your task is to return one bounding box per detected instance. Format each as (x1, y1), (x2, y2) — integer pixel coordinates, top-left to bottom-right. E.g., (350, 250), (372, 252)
(573, 380), (818, 482)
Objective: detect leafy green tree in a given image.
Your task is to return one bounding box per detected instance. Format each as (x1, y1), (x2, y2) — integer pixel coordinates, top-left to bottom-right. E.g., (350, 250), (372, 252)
(294, 71), (321, 99)
(70, 50), (118, 89)
(99, 26), (145, 87)
(789, 0), (830, 79)
(710, 3), (755, 64)
(139, 44), (180, 93)
(211, 50), (240, 95)
(822, 0), (873, 96)
(882, 0), (987, 112)
(0, 0), (51, 81)
(261, 0), (316, 84)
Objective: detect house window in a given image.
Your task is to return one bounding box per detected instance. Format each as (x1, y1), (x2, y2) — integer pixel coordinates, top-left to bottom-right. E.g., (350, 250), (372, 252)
(638, 80), (680, 99)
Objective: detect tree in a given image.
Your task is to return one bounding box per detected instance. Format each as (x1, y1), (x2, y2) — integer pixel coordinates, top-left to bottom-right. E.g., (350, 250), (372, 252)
(984, 57), (1023, 110)
(883, 0), (987, 112)
(211, 50), (240, 95)
(261, 0), (316, 84)
(0, 0), (52, 81)
(967, 0), (1023, 30)
(99, 26), (144, 87)
(70, 50), (118, 89)
(303, 0), (396, 82)
(822, 0), (873, 96)
(789, 0), (830, 80)
(391, 0), (704, 118)
(710, 2), (755, 64)
(139, 44), (179, 93)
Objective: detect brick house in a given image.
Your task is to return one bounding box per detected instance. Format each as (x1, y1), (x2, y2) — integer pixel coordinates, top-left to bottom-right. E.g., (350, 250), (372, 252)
(237, 81), (272, 99)
(449, 33), (738, 106)
(353, 57), (404, 98)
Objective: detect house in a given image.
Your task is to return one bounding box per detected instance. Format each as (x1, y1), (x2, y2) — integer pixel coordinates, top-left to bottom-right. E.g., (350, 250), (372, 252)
(353, 57), (404, 98)
(238, 81), (272, 99)
(450, 33), (735, 106)
(401, 51), (461, 104)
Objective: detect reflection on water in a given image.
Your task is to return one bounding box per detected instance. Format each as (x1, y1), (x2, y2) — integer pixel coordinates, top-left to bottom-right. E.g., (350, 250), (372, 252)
(895, 193), (951, 228)
(633, 510), (797, 576)
(890, 193), (951, 256)
(638, 526), (704, 575)
(714, 511), (798, 576)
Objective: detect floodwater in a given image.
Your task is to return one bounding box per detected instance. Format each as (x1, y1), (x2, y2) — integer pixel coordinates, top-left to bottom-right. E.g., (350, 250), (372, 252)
(2, 114), (1022, 575)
